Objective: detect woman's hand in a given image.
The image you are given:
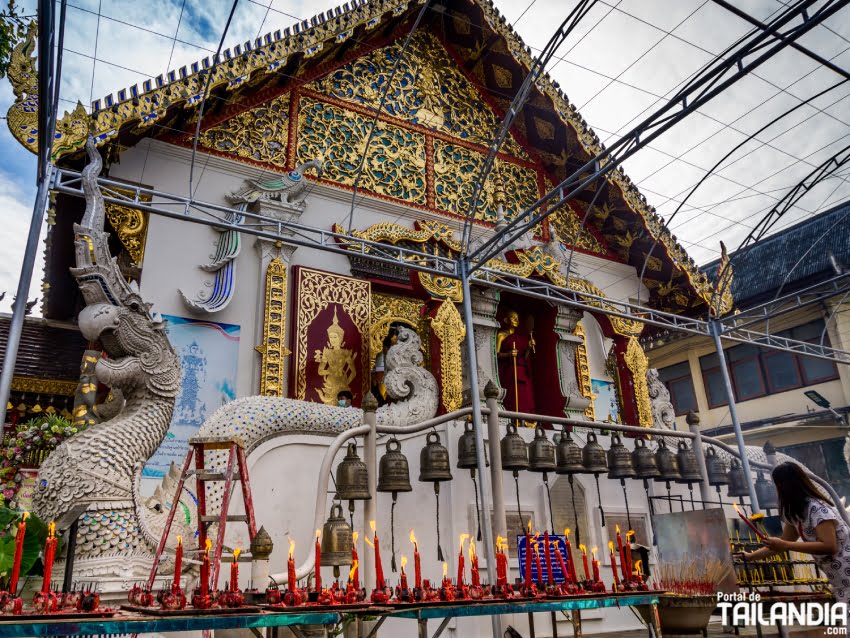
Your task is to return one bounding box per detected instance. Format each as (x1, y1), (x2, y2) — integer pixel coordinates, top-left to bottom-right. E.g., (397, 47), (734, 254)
(763, 536), (790, 552)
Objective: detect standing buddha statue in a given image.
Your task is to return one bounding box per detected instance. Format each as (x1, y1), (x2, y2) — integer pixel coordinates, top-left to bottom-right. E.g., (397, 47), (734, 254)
(496, 310), (536, 414)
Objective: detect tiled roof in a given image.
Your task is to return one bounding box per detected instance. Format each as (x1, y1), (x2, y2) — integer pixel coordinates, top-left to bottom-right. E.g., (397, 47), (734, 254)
(0, 315), (87, 380)
(702, 200), (850, 308)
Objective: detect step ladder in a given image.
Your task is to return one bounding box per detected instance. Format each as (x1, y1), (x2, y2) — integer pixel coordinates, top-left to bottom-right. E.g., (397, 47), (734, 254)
(147, 436), (258, 591)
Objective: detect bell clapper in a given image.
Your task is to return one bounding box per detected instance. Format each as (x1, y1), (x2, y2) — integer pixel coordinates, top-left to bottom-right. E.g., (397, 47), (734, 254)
(470, 469), (482, 542)
(568, 475), (581, 546)
(594, 475), (605, 528)
(513, 469), (523, 532)
(620, 478), (633, 532)
(435, 482), (444, 562)
(644, 478), (655, 517)
(391, 491), (398, 573)
(688, 483), (695, 510)
(543, 472), (555, 534)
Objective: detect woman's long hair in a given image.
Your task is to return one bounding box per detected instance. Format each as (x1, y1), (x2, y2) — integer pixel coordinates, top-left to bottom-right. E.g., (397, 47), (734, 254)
(772, 462), (833, 523)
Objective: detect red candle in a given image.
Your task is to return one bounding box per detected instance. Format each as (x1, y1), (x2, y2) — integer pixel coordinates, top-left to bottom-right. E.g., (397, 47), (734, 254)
(442, 562), (449, 588)
(625, 530), (634, 581)
(496, 537), (508, 587)
(41, 522), (57, 595)
(564, 529), (578, 583)
(469, 539), (480, 587)
(457, 534), (468, 586)
(8, 512), (28, 594)
(608, 541), (620, 591)
(523, 530), (532, 589)
(400, 556), (409, 590)
(580, 544), (590, 582)
(410, 530), (422, 590)
(351, 532), (360, 589)
(616, 525), (627, 582)
(544, 532), (553, 584)
(201, 538), (211, 597)
(173, 535), (183, 589)
(591, 547), (600, 583)
(533, 542), (543, 583)
(371, 522), (385, 590)
(554, 543), (570, 583)
(230, 548), (241, 591)
(315, 531), (322, 592)
(287, 538), (297, 593)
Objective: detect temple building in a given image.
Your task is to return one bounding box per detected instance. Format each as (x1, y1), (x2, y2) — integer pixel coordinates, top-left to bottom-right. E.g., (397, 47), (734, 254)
(4, 0), (729, 634)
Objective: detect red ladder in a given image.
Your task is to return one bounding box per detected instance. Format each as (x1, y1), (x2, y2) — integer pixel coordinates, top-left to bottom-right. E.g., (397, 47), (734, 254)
(147, 436), (258, 591)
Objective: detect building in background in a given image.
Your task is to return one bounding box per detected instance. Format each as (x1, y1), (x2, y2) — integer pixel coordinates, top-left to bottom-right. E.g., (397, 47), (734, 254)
(645, 201), (850, 501)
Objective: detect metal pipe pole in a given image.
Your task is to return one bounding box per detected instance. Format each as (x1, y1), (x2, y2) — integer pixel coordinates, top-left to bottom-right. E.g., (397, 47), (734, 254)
(710, 321), (761, 514)
(362, 394), (378, 593)
(460, 260), (500, 638)
(686, 411), (712, 505)
(485, 384), (507, 547)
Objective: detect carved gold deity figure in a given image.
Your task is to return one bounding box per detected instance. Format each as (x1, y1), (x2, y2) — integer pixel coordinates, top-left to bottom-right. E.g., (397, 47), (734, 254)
(314, 306), (358, 405)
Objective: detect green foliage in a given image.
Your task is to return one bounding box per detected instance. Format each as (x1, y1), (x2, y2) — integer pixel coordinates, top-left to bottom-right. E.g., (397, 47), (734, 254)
(0, 1), (29, 79)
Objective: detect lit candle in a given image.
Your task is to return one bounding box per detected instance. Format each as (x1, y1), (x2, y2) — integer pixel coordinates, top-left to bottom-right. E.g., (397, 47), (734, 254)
(442, 562), (449, 588)
(554, 542), (570, 583)
(591, 547), (600, 583)
(201, 538), (212, 597)
(564, 528), (578, 583)
(523, 527), (532, 590)
(608, 541), (620, 591)
(410, 530), (421, 590)
(371, 521), (385, 590)
(544, 532), (553, 584)
(400, 555), (409, 591)
(230, 548), (241, 592)
(495, 536), (508, 587)
(351, 532), (360, 590)
(8, 512), (28, 594)
(533, 541), (543, 584)
(579, 544), (590, 582)
(457, 534), (468, 586)
(616, 525), (627, 582)
(315, 530), (322, 592)
(469, 539), (480, 587)
(625, 530), (634, 581)
(173, 536), (183, 589)
(41, 522), (57, 595)
(287, 538), (297, 593)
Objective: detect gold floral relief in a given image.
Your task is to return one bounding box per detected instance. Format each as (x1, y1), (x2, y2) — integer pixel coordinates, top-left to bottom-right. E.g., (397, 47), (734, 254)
(198, 94), (290, 167)
(309, 31), (528, 158)
(432, 140), (538, 221)
(430, 299), (466, 412)
(104, 186), (152, 266)
(256, 257), (291, 396)
(625, 336), (653, 428)
(296, 96), (427, 204)
(549, 205), (606, 256)
(370, 293), (428, 369)
(572, 323), (595, 420)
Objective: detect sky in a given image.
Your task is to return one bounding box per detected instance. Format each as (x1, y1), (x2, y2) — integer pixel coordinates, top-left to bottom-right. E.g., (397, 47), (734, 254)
(1, 0), (849, 316)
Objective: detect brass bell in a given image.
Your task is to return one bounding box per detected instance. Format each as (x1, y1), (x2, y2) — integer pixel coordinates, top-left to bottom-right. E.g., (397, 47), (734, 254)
(528, 426), (556, 474)
(336, 442), (371, 502)
(457, 421), (488, 470)
(654, 439), (681, 483)
(377, 437), (412, 496)
(419, 432), (453, 483)
(755, 471), (779, 511)
(727, 459), (750, 499)
(632, 438), (660, 480)
(675, 441), (702, 484)
(556, 429), (585, 474)
(320, 502), (353, 575)
(500, 421), (529, 472)
(705, 447), (729, 486)
(581, 432), (608, 474)
(607, 433), (635, 480)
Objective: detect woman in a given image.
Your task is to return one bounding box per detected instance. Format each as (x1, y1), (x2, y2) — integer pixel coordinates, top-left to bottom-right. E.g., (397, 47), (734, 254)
(739, 462), (850, 603)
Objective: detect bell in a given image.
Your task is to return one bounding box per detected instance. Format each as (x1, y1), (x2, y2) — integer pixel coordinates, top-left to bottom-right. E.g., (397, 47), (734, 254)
(607, 433), (635, 480)
(581, 432), (608, 474)
(654, 439), (681, 483)
(336, 442), (371, 502)
(528, 426), (556, 474)
(556, 430), (585, 474)
(632, 438), (659, 480)
(320, 502), (353, 570)
(675, 441), (702, 484)
(419, 432), (453, 483)
(500, 422), (529, 472)
(727, 459), (750, 499)
(755, 472), (779, 511)
(705, 447), (729, 486)
(457, 421), (488, 470)
(377, 437), (413, 495)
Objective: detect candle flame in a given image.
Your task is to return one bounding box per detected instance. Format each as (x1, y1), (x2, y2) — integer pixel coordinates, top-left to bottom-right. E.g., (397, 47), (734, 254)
(751, 512), (765, 520)
(469, 538), (476, 561)
(316, 529), (321, 541)
(205, 538), (212, 554)
(349, 560), (358, 582)
(364, 535), (375, 549)
(608, 541), (615, 552)
(400, 555), (408, 570)
(591, 546), (598, 558)
(233, 548), (241, 562)
(458, 533), (469, 552)
(369, 520), (376, 533)
(352, 531), (359, 544)
(442, 562), (448, 578)
(634, 559), (643, 575)
(626, 530), (635, 541)
(579, 544), (587, 554)
(21, 512), (29, 522)
(288, 537), (295, 559)
(564, 528), (570, 539)
(533, 543), (540, 557)
(176, 535), (183, 546)
(409, 529), (417, 548)
(615, 523), (620, 534)
(47, 522), (55, 538)
(527, 519), (532, 534)
(496, 536), (507, 552)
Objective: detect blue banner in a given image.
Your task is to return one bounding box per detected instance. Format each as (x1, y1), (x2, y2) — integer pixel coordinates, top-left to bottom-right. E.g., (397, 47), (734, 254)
(516, 535), (570, 583)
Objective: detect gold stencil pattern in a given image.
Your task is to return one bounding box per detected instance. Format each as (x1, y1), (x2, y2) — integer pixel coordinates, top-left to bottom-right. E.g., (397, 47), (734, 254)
(105, 202), (149, 266)
(11, 376), (77, 397)
(297, 96), (426, 204)
(257, 257), (290, 396)
(432, 140), (538, 221)
(573, 323), (595, 420)
(198, 94), (290, 167)
(430, 299), (466, 412)
(294, 268), (371, 402)
(550, 206), (606, 256)
(370, 293), (427, 369)
(310, 31), (527, 157)
(625, 336), (653, 428)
